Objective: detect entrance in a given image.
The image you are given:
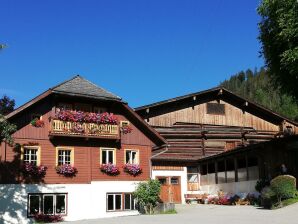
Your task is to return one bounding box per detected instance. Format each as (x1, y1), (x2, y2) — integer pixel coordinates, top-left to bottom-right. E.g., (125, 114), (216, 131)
(156, 176), (181, 203)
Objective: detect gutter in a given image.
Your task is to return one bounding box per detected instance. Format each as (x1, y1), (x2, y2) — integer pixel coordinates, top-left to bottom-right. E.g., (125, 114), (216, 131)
(149, 144), (169, 178)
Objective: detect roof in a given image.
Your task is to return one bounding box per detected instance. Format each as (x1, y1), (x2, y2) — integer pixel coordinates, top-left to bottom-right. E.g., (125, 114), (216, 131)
(6, 75), (121, 119)
(51, 75), (122, 101)
(135, 87), (298, 126)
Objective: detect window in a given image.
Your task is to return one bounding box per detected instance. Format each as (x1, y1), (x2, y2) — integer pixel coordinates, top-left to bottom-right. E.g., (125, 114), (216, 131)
(28, 193), (67, 217)
(124, 194), (135, 210)
(187, 167), (199, 190)
(170, 177), (179, 185)
(100, 148), (115, 164)
(120, 121), (130, 127)
(157, 177), (167, 185)
(56, 147), (74, 166)
(57, 103), (72, 111)
(74, 103), (91, 112)
(206, 103), (225, 115)
(22, 146), (40, 166)
(125, 150), (138, 164)
(107, 193), (135, 212)
(94, 107), (107, 114)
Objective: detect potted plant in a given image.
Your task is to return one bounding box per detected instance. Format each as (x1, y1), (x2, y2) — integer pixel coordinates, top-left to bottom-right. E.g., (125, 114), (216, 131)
(100, 163), (120, 176)
(30, 118), (45, 127)
(123, 163), (142, 176)
(121, 125), (133, 134)
(56, 164), (78, 177)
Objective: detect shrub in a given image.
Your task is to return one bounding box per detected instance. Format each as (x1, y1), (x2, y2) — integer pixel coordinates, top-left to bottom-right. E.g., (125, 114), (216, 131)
(261, 186), (276, 209)
(255, 179), (270, 192)
(133, 179), (161, 214)
(270, 175), (296, 203)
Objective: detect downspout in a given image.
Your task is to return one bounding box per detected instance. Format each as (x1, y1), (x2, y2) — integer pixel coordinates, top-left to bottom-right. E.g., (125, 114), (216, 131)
(149, 144), (169, 179)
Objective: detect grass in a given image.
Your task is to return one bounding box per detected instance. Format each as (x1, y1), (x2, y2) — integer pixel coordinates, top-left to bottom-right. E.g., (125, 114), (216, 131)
(159, 209), (177, 214)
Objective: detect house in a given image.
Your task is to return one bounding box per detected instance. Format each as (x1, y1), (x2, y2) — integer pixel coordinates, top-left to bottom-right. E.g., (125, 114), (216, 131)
(135, 87), (298, 203)
(0, 75), (167, 223)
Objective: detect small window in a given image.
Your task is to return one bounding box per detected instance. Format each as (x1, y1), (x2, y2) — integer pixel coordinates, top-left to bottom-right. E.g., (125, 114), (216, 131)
(94, 107), (107, 114)
(74, 103), (91, 112)
(43, 195), (54, 215)
(57, 149), (72, 165)
(170, 177), (179, 185)
(120, 121), (130, 127)
(125, 150), (138, 164)
(206, 103), (225, 115)
(23, 146), (39, 165)
(28, 195), (41, 215)
(157, 177), (167, 185)
(101, 148), (115, 164)
(124, 194), (135, 210)
(107, 193), (122, 211)
(57, 103), (73, 111)
(107, 193), (135, 212)
(28, 193), (67, 217)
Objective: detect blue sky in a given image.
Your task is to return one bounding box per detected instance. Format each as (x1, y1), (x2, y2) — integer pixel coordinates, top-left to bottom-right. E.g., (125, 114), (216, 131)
(0, 0), (263, 108)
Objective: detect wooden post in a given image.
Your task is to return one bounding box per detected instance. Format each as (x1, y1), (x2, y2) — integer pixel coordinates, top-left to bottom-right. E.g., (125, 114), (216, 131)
(215, 160), (218, 184)
(234, 157), (238, 182)
(224, 159), (227, 183)
(246, 153), (249, 181)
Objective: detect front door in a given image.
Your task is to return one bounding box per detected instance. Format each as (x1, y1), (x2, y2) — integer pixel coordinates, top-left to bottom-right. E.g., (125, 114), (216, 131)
(156, 176), (181, 203)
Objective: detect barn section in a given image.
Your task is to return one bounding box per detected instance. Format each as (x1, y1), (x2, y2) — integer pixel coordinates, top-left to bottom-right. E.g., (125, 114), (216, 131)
(136, 87), (298, 203)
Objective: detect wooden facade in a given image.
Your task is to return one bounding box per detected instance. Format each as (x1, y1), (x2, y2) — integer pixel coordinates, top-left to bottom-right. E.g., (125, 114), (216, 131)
(0, 76), (166, 184)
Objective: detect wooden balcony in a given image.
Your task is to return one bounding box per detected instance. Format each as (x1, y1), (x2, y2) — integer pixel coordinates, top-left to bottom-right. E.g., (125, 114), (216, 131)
(49, 119), (120, 139)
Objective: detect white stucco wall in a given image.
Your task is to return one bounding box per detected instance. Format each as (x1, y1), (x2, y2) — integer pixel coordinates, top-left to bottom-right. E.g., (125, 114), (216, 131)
(0, 181), (140, 224)
(200, 180), (258, 195)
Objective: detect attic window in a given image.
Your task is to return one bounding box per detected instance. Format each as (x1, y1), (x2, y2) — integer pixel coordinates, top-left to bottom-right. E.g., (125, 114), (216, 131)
(206, 103), (225, 115)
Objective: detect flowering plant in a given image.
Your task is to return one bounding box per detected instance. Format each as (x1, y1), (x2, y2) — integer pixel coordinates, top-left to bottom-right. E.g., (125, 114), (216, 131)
(56, 110), (118, 124)
(23, 162), (47, 177)
(120, 125), (133, 134)
(56, 164), (78, 177)
(30, 118), (45, 128)
(100, 163), (120, 176)
(34, 213), (63, 223)
(123, 163), (142, 176)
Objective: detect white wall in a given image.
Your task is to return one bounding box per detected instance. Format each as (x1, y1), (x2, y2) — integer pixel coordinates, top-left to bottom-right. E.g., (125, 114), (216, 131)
(200, 180), (258, 195)
(0, 181), (140, 224)
(152, 168), (188, 204)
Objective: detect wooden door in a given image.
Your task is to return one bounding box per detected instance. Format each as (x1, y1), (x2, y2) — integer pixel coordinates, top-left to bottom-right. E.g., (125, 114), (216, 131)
(156, 176), (181, 204)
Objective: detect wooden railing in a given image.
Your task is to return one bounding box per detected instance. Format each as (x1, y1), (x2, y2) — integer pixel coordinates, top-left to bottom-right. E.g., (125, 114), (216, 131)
(50, 119), (119, 138)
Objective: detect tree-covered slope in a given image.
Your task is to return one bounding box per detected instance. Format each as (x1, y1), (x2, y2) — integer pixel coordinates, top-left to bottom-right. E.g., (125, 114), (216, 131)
(220, 68), (298, 121)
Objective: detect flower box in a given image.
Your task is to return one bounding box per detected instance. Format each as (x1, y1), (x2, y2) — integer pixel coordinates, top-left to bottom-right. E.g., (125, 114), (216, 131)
(120, 125), (133, 134)
(23, 162), (47, 178)
(56, 164), (78, 177)
(100, 163), (120, 176)
(30, 118), (45, 127)
(123, 163), (142, 176)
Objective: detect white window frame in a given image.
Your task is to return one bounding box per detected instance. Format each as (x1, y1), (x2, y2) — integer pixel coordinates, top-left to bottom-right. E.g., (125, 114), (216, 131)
(27, 193), (67, 217)
(106, 193), (122, 211)
(100, 148), (116, 165)
(56, 147), (74, 166)
(22, 146), (40, 166)
(125, 150), (139, 164)
(124, 193), (136, 211)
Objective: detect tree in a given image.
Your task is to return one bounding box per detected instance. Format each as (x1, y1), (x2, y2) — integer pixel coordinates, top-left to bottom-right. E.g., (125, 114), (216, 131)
(133, 179), (161, 214)
(220, 68), (298, 121)
(0, 114), (16, 145)
(258, 0), (298, 101)
(0, 95), (15, 115)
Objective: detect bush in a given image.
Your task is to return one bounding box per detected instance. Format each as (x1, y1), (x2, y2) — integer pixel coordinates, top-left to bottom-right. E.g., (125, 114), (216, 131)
(270, 175), (296, 203)
(255, 179), (270, 192)
(133, 179), (161, 214)
(261, 186), (277, 209)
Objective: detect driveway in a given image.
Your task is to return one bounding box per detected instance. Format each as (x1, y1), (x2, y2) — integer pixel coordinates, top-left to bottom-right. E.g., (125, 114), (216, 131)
(63, 203), (298, 224)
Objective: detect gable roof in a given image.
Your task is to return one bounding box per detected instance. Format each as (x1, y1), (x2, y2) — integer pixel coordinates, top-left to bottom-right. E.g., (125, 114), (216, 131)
(5, 75), (167, 146)
(52, 75), (121, 101)
(6, 75), (121, 119)
(135, 87), (298, 126)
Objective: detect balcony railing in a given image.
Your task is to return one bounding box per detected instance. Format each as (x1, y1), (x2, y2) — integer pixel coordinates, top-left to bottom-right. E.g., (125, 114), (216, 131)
(50, 119), (119, 139)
